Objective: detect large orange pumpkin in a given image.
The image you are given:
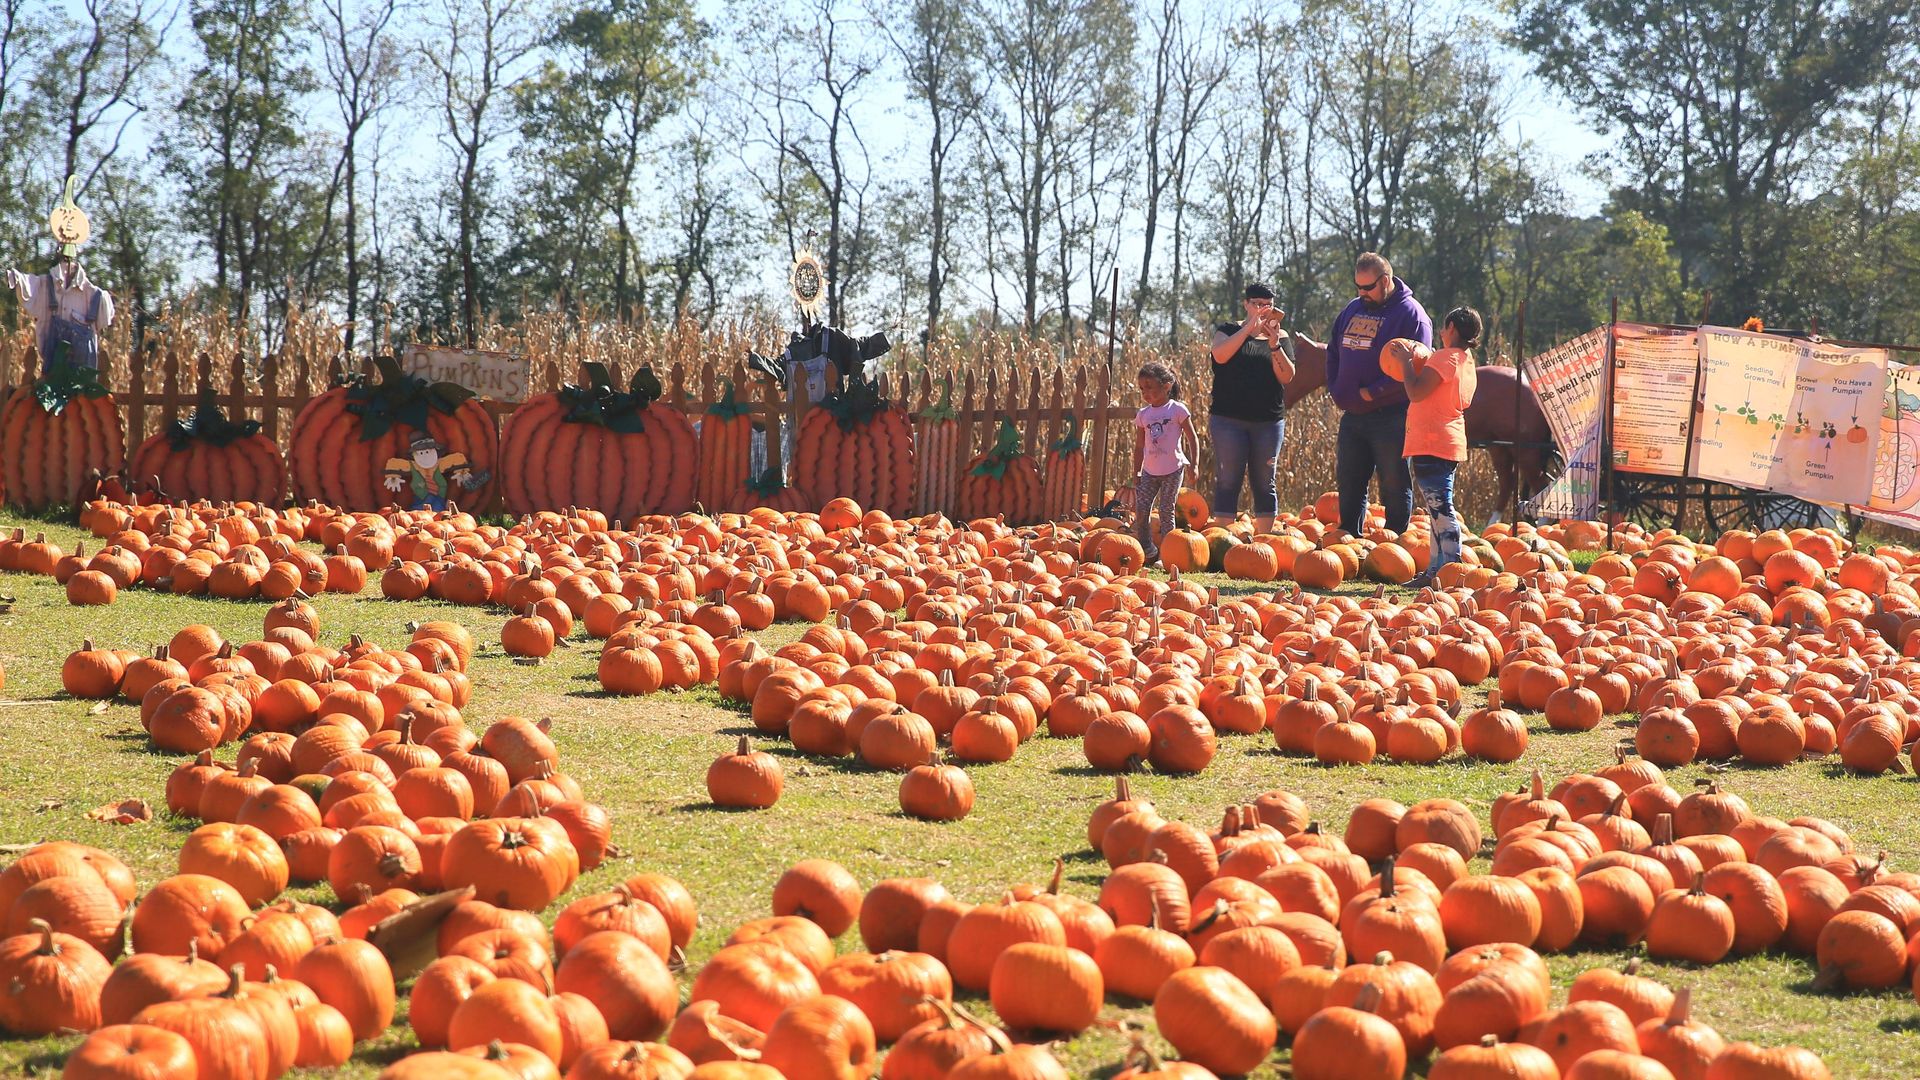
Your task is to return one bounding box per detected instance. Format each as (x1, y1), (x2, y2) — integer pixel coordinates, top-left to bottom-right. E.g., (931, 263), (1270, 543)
(1293, 549), (1346, 589)
(287, 357), (498, 512)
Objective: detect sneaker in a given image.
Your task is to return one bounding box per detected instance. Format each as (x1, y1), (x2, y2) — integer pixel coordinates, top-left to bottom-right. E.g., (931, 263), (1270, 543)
(1405, 570), (1438, 590)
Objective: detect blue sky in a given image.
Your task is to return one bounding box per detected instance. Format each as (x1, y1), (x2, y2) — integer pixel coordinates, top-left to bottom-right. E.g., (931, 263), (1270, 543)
(50, 0), (1617, 321)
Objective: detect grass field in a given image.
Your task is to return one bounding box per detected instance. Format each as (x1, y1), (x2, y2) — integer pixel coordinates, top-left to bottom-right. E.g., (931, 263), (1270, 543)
(2, 509), (1918, 1077)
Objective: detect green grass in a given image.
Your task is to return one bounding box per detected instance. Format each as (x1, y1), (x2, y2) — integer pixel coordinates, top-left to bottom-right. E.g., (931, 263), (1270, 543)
(2, 510), (1920, 1077)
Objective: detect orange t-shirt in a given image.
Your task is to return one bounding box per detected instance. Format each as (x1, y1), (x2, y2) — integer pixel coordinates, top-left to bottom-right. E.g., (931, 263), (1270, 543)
(1404, 347), (1476, 461)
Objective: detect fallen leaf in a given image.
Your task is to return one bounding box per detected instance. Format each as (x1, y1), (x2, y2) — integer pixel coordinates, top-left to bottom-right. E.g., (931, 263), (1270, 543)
(367, 887), (475, 979)
(35, 798), (63, 812)
(88, 701), (110, 715)
(84, 799), (151, 825)
(512, 656), (542, 666)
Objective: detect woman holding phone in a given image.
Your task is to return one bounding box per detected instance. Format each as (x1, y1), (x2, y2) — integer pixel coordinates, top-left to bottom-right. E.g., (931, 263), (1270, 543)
(1208, 282), (1296, 532)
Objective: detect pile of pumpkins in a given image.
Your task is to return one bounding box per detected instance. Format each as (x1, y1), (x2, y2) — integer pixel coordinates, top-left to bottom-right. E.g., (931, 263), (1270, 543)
(1068, 768), (1857, 1078)
(5, 774), (1848, 1080)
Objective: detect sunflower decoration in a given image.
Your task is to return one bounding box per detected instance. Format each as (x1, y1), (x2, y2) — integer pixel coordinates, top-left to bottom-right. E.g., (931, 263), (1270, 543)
(1742, 317), (1764, 333)
(789, 244), (829, 323)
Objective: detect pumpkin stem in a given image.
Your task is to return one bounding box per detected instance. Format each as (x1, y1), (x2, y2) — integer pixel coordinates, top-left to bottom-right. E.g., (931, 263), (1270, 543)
(736, 735), (752, 755)
(1350, 982), (1385, 1014)
(1048, 857), (1064, 896)
(1186, 899), (1229, 938)
(1380, 855), (1398, 898)
(1666, 986), (1692, 1025)
(221, 964), (245, 997)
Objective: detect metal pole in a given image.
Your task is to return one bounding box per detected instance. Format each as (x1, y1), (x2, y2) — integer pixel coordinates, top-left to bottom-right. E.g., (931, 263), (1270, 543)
(1604, 295), (1619, 551)
(1675, 313), (1711, 535)
(1511, 300), (1526, 525)
(1105, 265), (1120, 373)
(1094, 265), (1120, 504)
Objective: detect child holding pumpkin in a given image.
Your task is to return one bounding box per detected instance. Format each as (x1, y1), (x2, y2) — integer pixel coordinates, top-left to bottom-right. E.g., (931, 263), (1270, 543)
(1386, 306), (1482, 588)
(1132, 362), (1198, 562)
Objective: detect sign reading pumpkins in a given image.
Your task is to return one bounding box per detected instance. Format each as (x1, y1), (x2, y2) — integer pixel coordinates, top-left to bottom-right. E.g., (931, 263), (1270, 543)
(1689, 326), (1886, 506)
(402, 345), (530, 403)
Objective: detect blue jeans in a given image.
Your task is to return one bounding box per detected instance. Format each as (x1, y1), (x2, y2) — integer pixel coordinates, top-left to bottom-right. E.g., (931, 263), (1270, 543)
(1409, 455), (1461, 571)
(1336, 407), (1412, 534)
(1208, 414), (1285, 517)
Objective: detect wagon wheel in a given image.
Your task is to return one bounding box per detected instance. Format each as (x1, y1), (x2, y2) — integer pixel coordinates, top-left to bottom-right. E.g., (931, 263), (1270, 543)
(1698, 483), (1832, 535)
(1609, 474), (1685, 533)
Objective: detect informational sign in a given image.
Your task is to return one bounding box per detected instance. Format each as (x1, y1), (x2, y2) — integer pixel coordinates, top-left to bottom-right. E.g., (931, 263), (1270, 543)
(1610, 323), (1698, 476)
(1864, 361), (1920, 529)
(1520, 327), (1606, 518)
(1689, 328), (1802, 488)
(1772, 341), (1886, 506)
(402, 344), (530, 402)
(1690, 326), (1886, 505)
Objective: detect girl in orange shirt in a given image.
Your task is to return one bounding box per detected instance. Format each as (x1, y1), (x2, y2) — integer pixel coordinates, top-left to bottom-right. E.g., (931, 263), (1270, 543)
(1388, 306), (1481, 588)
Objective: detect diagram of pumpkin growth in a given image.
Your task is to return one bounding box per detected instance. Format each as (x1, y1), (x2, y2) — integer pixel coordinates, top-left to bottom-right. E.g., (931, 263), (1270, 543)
(1781, 391), (1874, 475)
(1873, 384), (1920, 509)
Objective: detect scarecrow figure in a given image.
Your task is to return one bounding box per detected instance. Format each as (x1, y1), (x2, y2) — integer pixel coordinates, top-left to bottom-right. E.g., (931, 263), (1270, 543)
(383, 433), (489, 511)
(5, 175), (115, 373)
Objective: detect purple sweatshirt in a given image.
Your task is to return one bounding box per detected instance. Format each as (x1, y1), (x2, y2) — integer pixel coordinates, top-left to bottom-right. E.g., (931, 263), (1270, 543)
(1326, 280), (1433, 414)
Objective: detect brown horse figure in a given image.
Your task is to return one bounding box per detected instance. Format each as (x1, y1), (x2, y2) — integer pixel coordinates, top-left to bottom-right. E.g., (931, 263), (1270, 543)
(1281, 332), (1556, 522)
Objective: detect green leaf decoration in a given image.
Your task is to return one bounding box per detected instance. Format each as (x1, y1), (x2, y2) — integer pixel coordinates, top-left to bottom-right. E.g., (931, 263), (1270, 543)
(745, 465), (793, 497)
(706, 379), (753, 420)
(1051, 413), (1084, 455)
(168, 387), (262, 449)
(919, 377), (958, 422)
(557, 361), (663, 433)
(968, 418), (1026, 478)
(344, 354), (477, 441)
(32, 359), (110, 416)
(818, 369), (894, 431)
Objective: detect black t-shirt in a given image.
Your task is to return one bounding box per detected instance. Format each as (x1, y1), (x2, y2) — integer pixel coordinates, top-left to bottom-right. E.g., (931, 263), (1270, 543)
(1210, 322), (1286, 422)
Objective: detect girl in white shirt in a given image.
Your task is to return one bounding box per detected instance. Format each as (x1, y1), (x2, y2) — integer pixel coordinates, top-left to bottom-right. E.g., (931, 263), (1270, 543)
(1132, 362), (1198, 561)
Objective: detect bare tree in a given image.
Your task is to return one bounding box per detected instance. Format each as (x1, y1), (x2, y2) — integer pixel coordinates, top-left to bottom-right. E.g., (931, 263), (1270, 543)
(973, 0), (1137, 334)
(737, 0), (880, 325)
(1135, 0), (1227, 341)
(315, 0), (405, 354)
(0, 0), (55, 273)
(39, 0), (166, 195)
(661, 107), (743, 320)
(421, 0), (540, 346)
(1306, 0), (1459, 258)
(874, 0), (978, 340)
(1197, 10), (1312, 323)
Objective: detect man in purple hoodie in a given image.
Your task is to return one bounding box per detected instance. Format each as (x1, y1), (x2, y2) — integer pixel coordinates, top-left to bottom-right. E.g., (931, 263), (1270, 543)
(1326, 252), (1432, 535)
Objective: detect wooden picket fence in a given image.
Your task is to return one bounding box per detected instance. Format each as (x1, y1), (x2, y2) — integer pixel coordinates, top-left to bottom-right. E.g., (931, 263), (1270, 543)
(0, 314), (1144, 516)
(0, 305), (1527, 522)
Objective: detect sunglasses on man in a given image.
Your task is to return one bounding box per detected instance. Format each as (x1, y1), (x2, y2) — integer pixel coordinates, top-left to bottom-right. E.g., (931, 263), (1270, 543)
(1354, 275), (1385, 295)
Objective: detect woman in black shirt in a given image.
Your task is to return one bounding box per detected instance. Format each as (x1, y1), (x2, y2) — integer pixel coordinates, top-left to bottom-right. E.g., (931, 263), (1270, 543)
(1207, 282), (1296, 532)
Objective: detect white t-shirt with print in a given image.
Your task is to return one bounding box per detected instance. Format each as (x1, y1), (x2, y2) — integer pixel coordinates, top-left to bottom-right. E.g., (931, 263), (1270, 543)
(1135, 400), (1191, 476)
